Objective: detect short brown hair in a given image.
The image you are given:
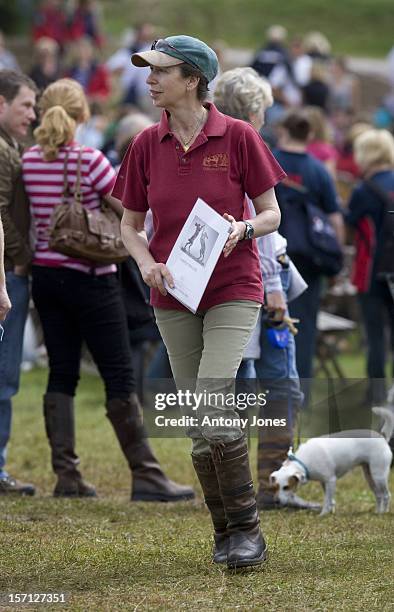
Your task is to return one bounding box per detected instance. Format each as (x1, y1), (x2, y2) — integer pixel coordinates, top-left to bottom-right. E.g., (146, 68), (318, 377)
(0, 69), (37, 102)
(281, 110), (311, 142)
(179, 63), (209, 102)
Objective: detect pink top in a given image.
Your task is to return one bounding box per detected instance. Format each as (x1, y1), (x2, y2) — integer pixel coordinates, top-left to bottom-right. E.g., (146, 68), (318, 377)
(307, 141), (338, 164)
(113, 103), (286, 311)
(22, 144), (116, 275)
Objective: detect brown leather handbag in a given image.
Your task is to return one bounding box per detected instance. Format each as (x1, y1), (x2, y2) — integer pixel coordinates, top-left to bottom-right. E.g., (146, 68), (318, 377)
(48, 147), (128, 264)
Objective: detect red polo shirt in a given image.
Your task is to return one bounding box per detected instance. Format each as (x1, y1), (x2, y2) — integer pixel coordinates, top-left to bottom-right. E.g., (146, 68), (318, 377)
(112, 103), (286, 311)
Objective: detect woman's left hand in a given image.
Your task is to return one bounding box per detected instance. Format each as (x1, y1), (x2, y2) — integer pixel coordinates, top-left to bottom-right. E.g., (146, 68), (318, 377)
(222, 213), (245, 258)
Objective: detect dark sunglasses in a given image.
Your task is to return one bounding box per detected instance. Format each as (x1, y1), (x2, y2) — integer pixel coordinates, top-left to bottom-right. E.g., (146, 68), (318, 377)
(151, 39), (202, 73)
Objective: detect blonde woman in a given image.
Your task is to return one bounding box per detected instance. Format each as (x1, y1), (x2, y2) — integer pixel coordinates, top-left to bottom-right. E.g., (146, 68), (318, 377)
(22, 79), (194, 502)
(346, 129), (394, 406)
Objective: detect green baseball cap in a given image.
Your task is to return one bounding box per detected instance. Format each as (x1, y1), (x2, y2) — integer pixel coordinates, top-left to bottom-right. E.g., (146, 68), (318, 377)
(131, 35), (218, 82)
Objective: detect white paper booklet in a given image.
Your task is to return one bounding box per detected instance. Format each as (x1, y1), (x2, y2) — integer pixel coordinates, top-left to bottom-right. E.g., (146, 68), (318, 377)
(165, 198), (232, 313)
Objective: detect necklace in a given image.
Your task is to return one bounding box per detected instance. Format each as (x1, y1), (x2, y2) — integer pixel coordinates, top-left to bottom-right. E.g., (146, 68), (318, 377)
(174, 109), (206, 152)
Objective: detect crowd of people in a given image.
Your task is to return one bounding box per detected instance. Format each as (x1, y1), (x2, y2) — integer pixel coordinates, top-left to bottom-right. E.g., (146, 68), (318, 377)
(0, 5), (394, 569)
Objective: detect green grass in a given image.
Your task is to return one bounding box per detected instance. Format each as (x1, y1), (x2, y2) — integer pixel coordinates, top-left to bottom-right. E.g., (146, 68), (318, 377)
(1, 364), (393, 610)
(102, 0), (394, 57)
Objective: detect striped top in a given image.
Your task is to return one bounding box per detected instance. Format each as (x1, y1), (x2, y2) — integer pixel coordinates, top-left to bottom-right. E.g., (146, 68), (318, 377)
(22, 143), (117, 275)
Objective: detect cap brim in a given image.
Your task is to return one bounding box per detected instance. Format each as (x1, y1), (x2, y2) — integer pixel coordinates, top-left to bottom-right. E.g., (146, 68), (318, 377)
(131, 50), (184, 68)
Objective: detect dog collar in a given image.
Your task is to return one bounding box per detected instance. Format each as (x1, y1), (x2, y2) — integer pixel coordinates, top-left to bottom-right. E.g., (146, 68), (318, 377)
(287, 451), (310, 481)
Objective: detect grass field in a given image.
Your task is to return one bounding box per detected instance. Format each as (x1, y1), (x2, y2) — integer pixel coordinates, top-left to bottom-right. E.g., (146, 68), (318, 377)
(101, 0), (394, 57)
(1, 364), (393, 610)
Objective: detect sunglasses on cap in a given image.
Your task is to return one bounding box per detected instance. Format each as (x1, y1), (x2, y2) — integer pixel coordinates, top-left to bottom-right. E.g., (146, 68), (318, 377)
(151, 39), (202, 73)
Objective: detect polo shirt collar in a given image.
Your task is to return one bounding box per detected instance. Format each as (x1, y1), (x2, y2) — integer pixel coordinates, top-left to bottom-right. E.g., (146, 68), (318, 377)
(158, 102), (227, 142)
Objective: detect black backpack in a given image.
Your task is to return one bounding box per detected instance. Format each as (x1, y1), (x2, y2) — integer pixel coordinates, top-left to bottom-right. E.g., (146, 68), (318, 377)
(277, 181), (343, 277)
(364, 179), (394, 278)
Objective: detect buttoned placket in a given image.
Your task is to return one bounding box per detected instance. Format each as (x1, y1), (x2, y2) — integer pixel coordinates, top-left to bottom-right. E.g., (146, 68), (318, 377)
(172, 132), (208, 176)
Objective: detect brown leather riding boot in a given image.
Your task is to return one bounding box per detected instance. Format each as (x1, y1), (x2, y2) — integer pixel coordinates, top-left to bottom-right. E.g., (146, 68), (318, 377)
(192, 452), (228, 563)
(257, 421), (294, 509)
(43, 393), (96, 498)
(211, 436), (267, 570)
(106, 393), (195, 502)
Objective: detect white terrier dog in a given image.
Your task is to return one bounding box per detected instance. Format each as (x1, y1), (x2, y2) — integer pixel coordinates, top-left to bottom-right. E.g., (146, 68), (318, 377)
(270, 407), (394, 516)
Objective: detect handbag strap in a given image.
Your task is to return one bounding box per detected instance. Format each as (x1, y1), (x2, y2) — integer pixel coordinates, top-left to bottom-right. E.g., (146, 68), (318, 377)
(62, 146), (83, 204)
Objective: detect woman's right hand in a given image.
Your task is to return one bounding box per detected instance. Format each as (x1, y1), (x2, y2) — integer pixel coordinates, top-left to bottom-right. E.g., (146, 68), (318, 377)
(140, 262), (174, 296)
(0, 285), (11, 321)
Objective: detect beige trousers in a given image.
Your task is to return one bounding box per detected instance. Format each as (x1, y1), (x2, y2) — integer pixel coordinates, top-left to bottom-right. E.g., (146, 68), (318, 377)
(154, 300), (261, 454)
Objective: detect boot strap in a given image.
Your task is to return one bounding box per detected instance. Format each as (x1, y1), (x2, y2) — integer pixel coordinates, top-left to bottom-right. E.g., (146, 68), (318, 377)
(226, 502), (258, 522)
(214, 450), (249, 464)
(210, 437), (248, 463)
(221, 481), (254, 498)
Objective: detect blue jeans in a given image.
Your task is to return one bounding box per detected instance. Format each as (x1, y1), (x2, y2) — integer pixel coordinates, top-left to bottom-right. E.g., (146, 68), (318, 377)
(255, 268), (303, 420)
(236, 359), (258, 405)
(0, 272), (30, 477)
(146, 341), (173, 379)
(288, 263), (322, 381)
(237, 359), (256, 379)
(254, 267), (303, 492)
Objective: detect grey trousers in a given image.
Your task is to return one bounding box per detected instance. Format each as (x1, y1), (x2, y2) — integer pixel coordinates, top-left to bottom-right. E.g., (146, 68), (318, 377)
(154, 300), (260, 454)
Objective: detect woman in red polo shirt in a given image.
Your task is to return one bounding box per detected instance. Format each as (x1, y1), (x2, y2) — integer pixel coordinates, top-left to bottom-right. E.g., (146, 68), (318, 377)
(113, 35), (285, 570)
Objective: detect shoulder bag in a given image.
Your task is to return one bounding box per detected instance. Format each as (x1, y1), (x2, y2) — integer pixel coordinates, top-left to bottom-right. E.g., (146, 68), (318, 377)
(48, 146), (128, 264)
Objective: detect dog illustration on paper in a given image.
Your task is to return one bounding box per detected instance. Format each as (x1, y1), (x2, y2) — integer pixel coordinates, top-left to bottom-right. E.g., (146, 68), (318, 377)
(184, 222), (203, 253)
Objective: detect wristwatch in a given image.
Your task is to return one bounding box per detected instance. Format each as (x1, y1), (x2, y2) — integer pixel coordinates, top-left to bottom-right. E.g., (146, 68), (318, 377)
(243, 220), (255, 240)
